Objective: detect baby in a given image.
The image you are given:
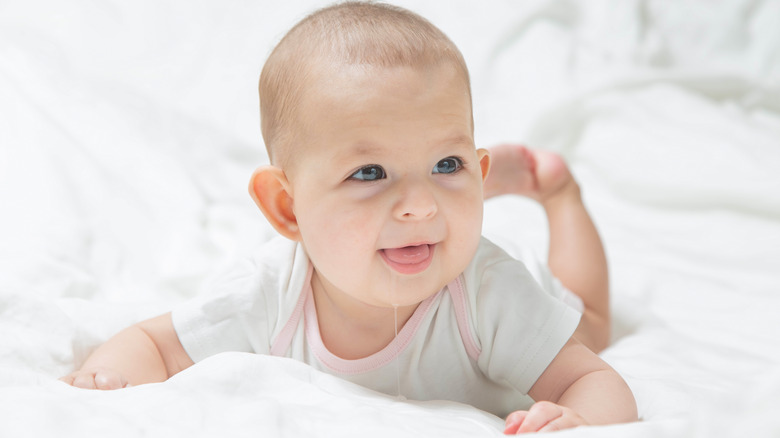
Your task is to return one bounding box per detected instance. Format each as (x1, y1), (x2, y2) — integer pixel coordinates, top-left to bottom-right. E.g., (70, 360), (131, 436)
(61, 2), (636, 434)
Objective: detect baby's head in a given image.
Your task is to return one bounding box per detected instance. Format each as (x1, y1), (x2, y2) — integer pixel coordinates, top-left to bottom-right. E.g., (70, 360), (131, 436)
(251, 2), (491, 307)
(258, 1), (472, 171)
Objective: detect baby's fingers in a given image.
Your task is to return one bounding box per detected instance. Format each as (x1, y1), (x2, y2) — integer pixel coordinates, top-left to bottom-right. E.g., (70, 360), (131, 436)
(537, 413), (584, 433)
(505, 401), (583, 434)
(504, 411), (529, 434)
(70, 372), (98, 389)
(61, 368), (129, 390)
(93, 369), (129, 390)
(58, 374), (76, 387)
(518, 401), (563, 433)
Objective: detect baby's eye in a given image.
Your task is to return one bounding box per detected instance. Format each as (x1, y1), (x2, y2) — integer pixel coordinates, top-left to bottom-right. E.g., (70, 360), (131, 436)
(432, 157), (463, 174)
(349, 165), (386, 181)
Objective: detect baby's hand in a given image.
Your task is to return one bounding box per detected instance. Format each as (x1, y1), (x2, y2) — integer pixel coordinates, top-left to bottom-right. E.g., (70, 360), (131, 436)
(503, 401), (587, 434)
(59, 367), (131, 390)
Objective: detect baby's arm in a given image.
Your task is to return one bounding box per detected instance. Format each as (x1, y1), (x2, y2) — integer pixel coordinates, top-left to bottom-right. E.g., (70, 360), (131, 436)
(484, 145), (610, 352)
(60, 313), (194, 389)
(504, 337), (637, 434)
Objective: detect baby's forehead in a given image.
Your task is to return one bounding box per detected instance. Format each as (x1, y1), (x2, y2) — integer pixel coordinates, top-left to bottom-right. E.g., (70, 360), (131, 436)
(310, 58), (470, 97)
(261, 2), (472, 169)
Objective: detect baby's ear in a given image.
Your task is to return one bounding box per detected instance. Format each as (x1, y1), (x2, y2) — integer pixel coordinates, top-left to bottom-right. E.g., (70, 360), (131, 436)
(249, 166), (301, 241)
(477, 148), (491, 183)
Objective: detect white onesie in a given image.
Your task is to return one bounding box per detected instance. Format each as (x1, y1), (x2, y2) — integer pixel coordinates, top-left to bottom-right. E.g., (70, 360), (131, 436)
(172, 236), (582, 417)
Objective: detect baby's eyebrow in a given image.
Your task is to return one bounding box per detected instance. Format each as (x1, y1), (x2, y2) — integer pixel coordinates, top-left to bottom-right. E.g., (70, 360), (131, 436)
(438, 133), (474, 148)
(349, 142), (385, 156)
(335, 133), (473, 163)
(331, 142), (387, 164)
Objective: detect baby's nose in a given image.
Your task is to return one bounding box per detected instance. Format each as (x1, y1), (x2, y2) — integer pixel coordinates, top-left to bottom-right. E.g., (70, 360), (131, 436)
(393, 181), (438, 220)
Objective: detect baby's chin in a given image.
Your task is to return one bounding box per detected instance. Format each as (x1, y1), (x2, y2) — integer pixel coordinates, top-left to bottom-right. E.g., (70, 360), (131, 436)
(373, 269), (459, 307)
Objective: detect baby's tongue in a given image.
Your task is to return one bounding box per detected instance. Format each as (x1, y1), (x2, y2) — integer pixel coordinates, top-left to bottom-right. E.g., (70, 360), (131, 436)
(383, 244), (430, 264)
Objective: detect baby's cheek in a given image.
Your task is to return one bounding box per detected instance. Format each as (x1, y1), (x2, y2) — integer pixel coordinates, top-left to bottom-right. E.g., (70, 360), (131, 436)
(303, 214), (368, 262)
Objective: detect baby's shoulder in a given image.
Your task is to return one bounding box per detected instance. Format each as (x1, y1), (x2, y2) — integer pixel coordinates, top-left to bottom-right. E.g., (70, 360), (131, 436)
(199, 236), (305, 303)
(251, 236), (302, 270)
(458, 237), (556, 319)
(462, 237), (537, 288)
(248, 236), (309, 295)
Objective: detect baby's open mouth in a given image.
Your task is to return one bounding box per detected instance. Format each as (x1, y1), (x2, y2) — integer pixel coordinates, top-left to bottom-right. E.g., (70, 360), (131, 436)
(380, 244), (435, 275)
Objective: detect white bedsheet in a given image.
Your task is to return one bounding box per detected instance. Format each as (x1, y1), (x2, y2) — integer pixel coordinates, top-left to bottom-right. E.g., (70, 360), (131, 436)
(2, 0), (779, 436)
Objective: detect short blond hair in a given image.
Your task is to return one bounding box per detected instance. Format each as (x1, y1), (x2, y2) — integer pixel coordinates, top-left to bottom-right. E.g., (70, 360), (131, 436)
(258, 1), (471, 168)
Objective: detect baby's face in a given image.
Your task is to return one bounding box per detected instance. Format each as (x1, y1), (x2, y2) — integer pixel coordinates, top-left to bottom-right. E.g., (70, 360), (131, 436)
(287, 62), (489, 308)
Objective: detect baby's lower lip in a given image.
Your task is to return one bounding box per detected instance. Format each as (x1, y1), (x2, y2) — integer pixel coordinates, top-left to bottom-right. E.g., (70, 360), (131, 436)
(380, 244), (435, 275)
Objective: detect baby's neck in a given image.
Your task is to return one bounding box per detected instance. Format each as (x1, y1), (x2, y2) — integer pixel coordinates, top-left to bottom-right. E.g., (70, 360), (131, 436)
(311, 274), (418, 360)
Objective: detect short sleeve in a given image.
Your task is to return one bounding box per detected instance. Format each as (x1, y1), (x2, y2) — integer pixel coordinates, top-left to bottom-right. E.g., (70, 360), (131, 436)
(487, 235), (584, 313)
(171, 257), (268, 362)
(171, 237), (302, 363)
(468, 240), (581, 395)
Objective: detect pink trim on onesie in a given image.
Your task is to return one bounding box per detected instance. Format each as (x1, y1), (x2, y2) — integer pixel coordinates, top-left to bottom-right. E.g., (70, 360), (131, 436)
(303, 277), (440, 374)
(448, 275), (482, 361)
(269, 266), (313, 356)
(270, 265), (482, 372)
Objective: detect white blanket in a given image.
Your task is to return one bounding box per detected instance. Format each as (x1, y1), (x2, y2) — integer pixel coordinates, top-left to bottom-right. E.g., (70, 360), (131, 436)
(2, 0), (780, 436)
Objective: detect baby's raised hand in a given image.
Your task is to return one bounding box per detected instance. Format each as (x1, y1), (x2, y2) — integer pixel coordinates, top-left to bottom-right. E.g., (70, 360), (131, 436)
(503, 401), (587, 434)
(483, 144), (577, 205)
(60, 367), (130, 390)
